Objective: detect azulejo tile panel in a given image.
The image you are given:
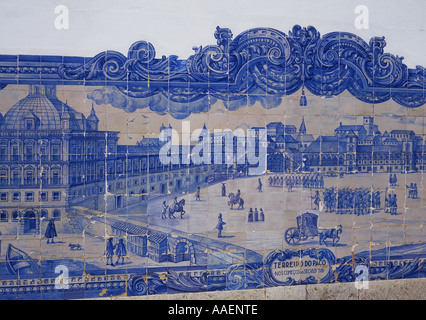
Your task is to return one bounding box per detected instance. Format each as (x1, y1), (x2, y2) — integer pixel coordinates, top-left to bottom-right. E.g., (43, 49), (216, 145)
(0, 23), (424, 299)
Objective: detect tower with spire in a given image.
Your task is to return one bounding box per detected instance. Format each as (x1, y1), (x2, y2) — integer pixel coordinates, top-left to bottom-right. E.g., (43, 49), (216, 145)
(299, 116), (306, 135)
(87, 102), (99, 131)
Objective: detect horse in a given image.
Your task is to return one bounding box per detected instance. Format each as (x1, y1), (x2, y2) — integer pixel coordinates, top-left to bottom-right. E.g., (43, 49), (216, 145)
(319, 225), (342, 245)
(168, 199), (186, 219)
(228, 193), (244, 210)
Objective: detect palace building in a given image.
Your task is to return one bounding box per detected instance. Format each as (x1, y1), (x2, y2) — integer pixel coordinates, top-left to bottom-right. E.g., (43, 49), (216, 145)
(0, 85), (224, 235)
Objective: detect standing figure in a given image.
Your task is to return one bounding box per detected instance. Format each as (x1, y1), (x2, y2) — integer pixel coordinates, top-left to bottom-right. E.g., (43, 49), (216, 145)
(413, 183), (418, 199)
(259, 209), (265, 222)
(254, 208), (259, 221)
(195, 187), (201, 201)
(385, 194), (391, 213)
(248, 208), (253, 222)
(115, 238), (127, 265)
(312, 190), (320, 210)
(161, 200), (168, 219)
(105, 238), (116, 266)
(222, 183), (227, 197)
(45, 219), (57, 244)
(215, 213), (226, 238)
(391, 194), (398, 215)
(256, 178), (263, 192)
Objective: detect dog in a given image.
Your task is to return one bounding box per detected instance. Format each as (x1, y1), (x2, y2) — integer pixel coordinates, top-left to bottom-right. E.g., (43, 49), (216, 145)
(69, 243), (83, 251)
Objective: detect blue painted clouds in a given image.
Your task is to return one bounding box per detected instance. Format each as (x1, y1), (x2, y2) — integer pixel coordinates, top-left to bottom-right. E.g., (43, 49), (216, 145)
(87, 87), (285, 118)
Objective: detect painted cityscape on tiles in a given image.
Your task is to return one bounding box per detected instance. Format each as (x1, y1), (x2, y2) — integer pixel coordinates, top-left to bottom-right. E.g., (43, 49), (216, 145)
(0, 25), (424, 299)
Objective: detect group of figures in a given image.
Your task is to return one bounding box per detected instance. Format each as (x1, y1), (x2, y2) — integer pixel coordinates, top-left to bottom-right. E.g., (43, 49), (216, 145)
(247, 208), (265, 222)
(389, 174), (398, 187)
(406, 183), (419, 199)
(105, 238), (127, 266)
(269, 173), (324, 192)
(384, 193), (399, 215)
(323, 187), (382, 215)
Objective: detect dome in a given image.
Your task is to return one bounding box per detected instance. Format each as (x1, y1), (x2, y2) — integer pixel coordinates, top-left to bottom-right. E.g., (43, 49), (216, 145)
(2, 85), (86, 131)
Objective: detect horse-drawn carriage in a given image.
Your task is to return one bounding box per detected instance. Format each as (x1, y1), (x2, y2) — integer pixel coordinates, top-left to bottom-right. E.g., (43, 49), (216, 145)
(284, 212), (342, 246)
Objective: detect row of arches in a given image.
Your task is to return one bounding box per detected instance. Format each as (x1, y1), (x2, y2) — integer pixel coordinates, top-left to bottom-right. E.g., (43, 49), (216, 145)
(0, 208), (62, 222)
(0, 165), (63, 186)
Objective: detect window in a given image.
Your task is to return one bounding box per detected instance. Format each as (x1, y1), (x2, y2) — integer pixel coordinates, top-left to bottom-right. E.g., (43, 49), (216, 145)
(39, 145), (48, 161)
(52, 170), (60, 185)
(0, 210), (8, 222)
(0, 144), (7, 161)
(52, 192), (61, 201)
(53, 209), (61, 220)
(40, 210), (48, 219)
(25, 145), (33, 161)
(51, 145), (60, 161)
(40, 192), (48, 202)
(11, 144), (19, 161)
(25, 192), (34, 202)
(24, 169), (34, 185)
(11, 171), (19, 186)
(0, 170), (7, 185)
(12, 192), (20, 202)
(0, 192), (8, 202)
(12, 211), (19, 221)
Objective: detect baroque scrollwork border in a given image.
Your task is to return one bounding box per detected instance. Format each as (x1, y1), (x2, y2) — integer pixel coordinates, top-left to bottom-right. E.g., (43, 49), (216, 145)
(0, 25), (424, 109)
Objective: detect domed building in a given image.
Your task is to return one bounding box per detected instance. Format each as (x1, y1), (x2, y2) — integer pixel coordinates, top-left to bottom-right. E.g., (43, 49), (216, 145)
(0, 84), (215, 236)
(0, 84), (121, 235)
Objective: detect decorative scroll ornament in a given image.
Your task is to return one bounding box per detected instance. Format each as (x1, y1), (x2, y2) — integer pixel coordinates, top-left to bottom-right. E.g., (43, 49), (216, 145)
(55, 25), (426, 110)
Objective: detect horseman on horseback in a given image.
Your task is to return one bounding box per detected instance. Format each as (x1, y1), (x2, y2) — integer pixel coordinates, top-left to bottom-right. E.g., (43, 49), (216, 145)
(168, 197), (186, 219)
(228, 189), (244, 210)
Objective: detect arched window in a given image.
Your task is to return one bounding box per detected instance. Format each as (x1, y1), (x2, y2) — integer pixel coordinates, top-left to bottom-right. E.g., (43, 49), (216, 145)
(40, 210), (48, 219)
(24, 168), (35, 185)
(51, 169), (61, 185)
(24, 144), (34, 161)
(11, 142), (19, 161)
(0, 143), (7, 161)
(51, 142), (61, 161)
(0, 169), (8, 185)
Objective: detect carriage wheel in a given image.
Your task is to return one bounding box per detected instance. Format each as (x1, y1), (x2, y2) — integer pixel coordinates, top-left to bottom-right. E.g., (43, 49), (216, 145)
(284, 227), (301, 245)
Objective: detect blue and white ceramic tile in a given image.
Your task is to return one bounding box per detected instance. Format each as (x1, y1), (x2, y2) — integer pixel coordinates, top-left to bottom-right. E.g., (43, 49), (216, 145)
(0, 0), (425, 299)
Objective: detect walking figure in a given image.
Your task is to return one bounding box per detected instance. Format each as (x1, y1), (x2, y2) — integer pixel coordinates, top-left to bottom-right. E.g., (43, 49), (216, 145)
(45, 218), (57, 244)
(115, 239), (127, 265)
(259, 209), (265, 222)
(312, 190), (320, 210)
(256, 178), (263, 192)
(105, 238), (116, 266)
(195, 187), (201, 201)
(161, 200), (168, 219)
(215, 213), (226, 238)
(222, 183), (227, 197)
